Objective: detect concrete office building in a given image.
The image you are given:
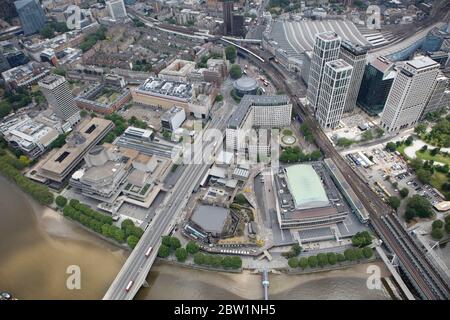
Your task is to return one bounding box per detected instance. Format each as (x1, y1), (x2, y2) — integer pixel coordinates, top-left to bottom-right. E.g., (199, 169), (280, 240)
(339, 41), (368, 113)
(106, 0), (127, 20)
(35, 118), (114, 184)
(380, 56), (440, 133)
(14, 0), (46, 35)
(357, 56), (396, 116)
(316, 59), (353, 129)
(226, 95), (292, 154)
(69, 145), (130, 203)
(421, 73), (449, 118)
(306, 32), (341, 109)
(38, 75), (81, 126)
(0, 115), (59, 159)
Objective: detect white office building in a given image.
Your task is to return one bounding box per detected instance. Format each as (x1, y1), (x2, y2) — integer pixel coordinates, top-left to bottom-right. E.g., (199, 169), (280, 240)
(161, 106), (186, 131)
(306, 32), (341, 109)
(339, 41), (368, 113)
(316, 59), (353, 129)
(106, 0), (127, 20)
(226, 95), (292, 153)
(421, 73), (449, 118)
(38, 74), (80, 126)
(380, 56), (440, 133)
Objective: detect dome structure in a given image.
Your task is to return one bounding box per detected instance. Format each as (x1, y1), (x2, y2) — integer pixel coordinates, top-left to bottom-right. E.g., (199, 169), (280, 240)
(233, 76), (259, 97)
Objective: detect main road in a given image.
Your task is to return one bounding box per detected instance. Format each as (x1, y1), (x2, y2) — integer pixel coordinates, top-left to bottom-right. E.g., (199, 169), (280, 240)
(104, 102), (234, 300)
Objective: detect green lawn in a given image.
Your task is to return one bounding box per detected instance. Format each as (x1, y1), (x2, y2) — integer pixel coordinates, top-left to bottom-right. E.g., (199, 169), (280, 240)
(397, 144), (408, 159)
(430, 171), (448, 191)
(415, 150), (450, 166)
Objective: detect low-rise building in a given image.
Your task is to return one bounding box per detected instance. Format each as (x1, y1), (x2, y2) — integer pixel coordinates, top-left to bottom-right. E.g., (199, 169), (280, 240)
(33, 117), (114, 185)
(226, 95), (292, 154)
(272, 162), (349, 229)
(132, 77), (217, 119)
(1, 61), (50, 89)
(158, 59), (196, 82)
(69, 144), (130, 203)
(75, 82), (131, 115)
(161, 106), (186, 131)
(0, 115), (59, 159)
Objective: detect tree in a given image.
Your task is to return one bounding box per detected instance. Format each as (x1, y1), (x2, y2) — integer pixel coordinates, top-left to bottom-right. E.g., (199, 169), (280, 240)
(405, 195), (433, 220)
(399, 188), (409, 198)
(186, 241), (199, 255)
(362, 247), (373, 259)
(420, 145), (428, 152)
(344, 248), (356, 261)
(432, 219), (444, 230)
(127, 235), (139, 249)
(385, 142), (396, 152)
(336, 138), (354, 147)
(121, 219), (135, 230)
(169, 237), (181, 250)
(158, 244), (170, 258)
(55, 195), (67, 207)
(327, 252), (337, 265)
(307, 255), (318, 268)
(288, 257), (298, 268)
(225, 45), (237, 63)
(234, 193), (247, 205)
(317, 253), (328, 267)
(162, 235), (172, 247)
(362, 130), (373, 141)
(431, 228), (443, 240)
(405, 136), (413, 146)
(352, 231), (372, 247)
(230, 256), (242, 269)
(336, 253), (346, 263)
(215, 94), (223, 102)
(229, 64), (242, 79)
(193, 252), (205, 265)
(175, 247), (188, 262)
(388, 196), (401, 210)
(18, 155), (30, 167)
(416, 168), (431, 184)
(291, 244), (302, 256)
(414, 123), (427, 135)
(298, 257), (308, 269)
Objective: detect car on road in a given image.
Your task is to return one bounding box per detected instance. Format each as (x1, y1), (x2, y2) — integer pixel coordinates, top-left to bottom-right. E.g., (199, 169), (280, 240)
(145, 246), (153, 257)
(125, 280), (134, 292)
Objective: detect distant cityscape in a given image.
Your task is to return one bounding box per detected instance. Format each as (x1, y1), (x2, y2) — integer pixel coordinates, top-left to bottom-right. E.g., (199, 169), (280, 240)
(0, 0), (449, 302)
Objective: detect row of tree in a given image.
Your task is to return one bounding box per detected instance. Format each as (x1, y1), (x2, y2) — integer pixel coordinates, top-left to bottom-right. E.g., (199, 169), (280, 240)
(157, 237), (242, 269)
(288, 247), (373, 269)
(62, 199), (143, 248)
(279, 146), (322, 163)
(431, 216), (450, 240)
(193, 252), (242, 270)
(0, 155), (53, 205)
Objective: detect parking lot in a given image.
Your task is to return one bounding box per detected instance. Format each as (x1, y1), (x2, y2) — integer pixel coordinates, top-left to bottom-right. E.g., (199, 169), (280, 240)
(342, 145), (444, 207)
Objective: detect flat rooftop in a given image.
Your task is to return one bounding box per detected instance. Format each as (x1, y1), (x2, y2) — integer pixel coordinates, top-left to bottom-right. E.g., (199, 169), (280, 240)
(39, 118), (113, 180)
(327, 59), (352, 71)
(135, 77), (192, 100)
(284, 164), (329, 210)
(407, 55), (439, 70)
(228, 94), (290, 129)
(190, 205), (229, 234)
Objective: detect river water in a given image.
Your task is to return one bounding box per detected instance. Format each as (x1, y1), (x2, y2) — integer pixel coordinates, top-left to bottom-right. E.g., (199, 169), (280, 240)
(0, 176), (391, 300)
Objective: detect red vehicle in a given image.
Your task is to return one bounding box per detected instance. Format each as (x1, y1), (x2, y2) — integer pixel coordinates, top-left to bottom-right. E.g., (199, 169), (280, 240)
(145, 246), (153, 257)
(125, 280), (134, 292)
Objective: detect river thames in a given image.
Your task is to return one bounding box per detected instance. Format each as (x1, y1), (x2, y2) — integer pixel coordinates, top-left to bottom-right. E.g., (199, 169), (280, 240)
(0, 176), (391, 300)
